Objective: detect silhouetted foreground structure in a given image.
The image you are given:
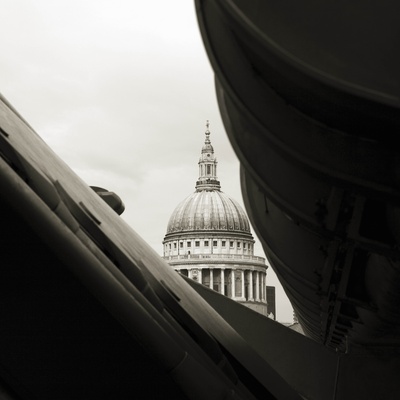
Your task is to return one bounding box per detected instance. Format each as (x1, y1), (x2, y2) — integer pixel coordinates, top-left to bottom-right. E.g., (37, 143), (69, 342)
(196, 0), (400, 398)
(1, 1), (400, 399)
(0, 92), (301, 400)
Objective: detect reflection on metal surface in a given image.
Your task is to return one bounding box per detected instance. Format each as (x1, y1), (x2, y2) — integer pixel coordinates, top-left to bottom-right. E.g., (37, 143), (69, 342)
(196, 0), (400, 398)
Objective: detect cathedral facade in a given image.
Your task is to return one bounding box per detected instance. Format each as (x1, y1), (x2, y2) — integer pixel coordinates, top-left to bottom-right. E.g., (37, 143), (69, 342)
(163, 124), (268, 315)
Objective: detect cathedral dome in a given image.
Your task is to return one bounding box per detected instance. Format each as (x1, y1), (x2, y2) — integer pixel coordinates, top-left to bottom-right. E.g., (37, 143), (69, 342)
(166, 190), (251, 234)
(162, 123), (267, 317)
(165, 122), (252, 237)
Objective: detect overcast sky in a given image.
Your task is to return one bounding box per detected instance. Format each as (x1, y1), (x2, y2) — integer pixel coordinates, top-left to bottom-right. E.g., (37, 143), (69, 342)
(1, 0), (293, 322)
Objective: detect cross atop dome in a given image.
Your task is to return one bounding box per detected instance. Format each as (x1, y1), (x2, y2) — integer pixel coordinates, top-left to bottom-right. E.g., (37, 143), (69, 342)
(202, 120), (213, 153)
(196, 121), (221, 191)
(205, 120), (211, 144)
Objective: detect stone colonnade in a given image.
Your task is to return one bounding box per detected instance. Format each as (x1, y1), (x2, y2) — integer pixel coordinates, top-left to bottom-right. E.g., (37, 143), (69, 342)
(185, 268), (266, 302)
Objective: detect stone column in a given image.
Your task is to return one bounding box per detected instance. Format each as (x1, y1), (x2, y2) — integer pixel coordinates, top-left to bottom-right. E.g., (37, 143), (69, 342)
(259, 272), (263, 301)
(256, 271), (260, 301)
(198, 269), (202, 285)
(221, 268), (225, 295)
(262, 272), (266, 302)
(241, 270), (245, 299)
(249, 271), (254, 301)
(231, 269), (235, 299)
(210, 268), (213, 290)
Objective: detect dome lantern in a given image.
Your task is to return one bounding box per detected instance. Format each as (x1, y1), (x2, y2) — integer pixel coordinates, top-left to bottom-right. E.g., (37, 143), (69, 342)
(196, 121), (221, 191)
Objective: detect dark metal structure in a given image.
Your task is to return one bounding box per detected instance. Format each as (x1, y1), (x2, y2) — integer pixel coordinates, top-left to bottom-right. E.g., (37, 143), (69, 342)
(195, 0), (400, 398)
(0, 93), (301, 400)
(1, 1), (400, 399)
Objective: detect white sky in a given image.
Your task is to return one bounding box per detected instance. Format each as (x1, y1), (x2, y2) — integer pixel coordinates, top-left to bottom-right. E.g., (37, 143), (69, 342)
(1, 0), (293, 322)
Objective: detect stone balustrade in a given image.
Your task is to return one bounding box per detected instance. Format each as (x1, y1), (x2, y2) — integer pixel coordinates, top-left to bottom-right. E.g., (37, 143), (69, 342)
(163, 253), (265, 263)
